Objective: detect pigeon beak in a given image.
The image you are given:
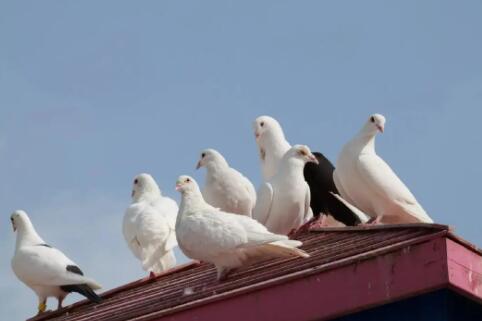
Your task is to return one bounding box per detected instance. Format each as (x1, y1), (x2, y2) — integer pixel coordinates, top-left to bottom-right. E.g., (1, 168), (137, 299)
(255, 131), (260, 140)
(175, 184), (182, 191)
(376, 124), (384, 133)
(131, 190), (135, 198)
(309, 154), (319, 165)
(196, 161), (201, 170)
(12, 222), (16, 232)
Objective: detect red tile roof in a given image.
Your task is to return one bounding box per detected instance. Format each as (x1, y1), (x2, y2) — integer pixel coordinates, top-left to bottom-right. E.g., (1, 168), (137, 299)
(28, 224), (481, 321)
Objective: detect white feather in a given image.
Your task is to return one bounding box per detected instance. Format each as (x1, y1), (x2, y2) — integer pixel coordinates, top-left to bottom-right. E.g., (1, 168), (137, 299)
(334, 114), (433, 224)
(123, 174), (178, 274)
(253, 145), (314, 235)
(253, 116), (291, 181)
(198, 149), (256, 216)
(175, 176), (309, 280)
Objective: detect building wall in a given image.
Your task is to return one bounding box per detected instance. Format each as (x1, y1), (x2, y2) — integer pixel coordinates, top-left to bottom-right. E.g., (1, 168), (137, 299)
(332, 290), (482, 321)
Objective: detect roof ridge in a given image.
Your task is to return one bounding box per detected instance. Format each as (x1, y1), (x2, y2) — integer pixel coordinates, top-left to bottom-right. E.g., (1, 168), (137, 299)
(310, 223), (449, 233)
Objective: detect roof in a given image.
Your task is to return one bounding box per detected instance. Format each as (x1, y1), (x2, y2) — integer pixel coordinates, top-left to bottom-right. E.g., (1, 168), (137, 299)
(30, 224), (482, 321)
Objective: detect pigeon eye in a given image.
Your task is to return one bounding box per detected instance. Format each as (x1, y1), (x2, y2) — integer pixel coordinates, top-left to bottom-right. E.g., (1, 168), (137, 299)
(370, 116), (375, 123)
(260, 122), (264, 127)
(134, 179), (138, 184)
(201, 153), (205, 158)
(300, 150), (307, 156)
(186, 178), (191, 182)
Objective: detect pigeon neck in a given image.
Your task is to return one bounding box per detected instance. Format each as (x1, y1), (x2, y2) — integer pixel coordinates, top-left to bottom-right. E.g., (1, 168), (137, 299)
(354, 133), (377, 154)
(179, 189), (205, 215)
(205, 159), (229, 173)
(15, 222), (44, 250)
(260, 132), (290, 153)
(278, 158), (306, 178)
(134, 188), (161, 203)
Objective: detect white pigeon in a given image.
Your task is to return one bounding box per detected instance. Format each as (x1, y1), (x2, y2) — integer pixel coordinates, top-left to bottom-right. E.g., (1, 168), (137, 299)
(252, 145), (317, 235)
(333, 114), (434, 224)
(253, 115), (291, 181)
(175, 175), (309, 281)
(123, 173), (178, 275)
(253, 115), (368, 227)
(10, 210), (102, 315)
(196, 148), (256, 216)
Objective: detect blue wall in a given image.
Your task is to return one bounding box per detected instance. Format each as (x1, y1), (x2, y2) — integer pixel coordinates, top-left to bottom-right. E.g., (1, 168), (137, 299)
(333, 289), (482, 321)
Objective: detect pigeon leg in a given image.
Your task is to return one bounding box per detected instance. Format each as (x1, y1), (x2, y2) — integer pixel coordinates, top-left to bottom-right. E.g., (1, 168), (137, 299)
(359, 217), (374, 226)
(373, 216), (383, 225)
(216, 267), (232, 281)
(37, 299), (47, 315)
(149, 271), (157, 278)
(294, 217), (316, 234)
(361, 216), (382, 226)
(57, 296), (65, 310)
(287, 227), (300, 239)
(290, 213), (331, 237)
(308, 215), (330, 230)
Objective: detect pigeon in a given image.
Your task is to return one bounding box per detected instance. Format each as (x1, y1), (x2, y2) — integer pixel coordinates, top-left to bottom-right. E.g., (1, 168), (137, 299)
(123, 173), (178, 275)
(10, 210), (102, 315)
(175, 175), (309, 281)
(252, 145), (317, 235)
(333, 114), (434, 224)
(196, 148), (256, 216)
(253, 115), (291, 181)
(303, 152), (369, 227)
(253, 115), (366, 227)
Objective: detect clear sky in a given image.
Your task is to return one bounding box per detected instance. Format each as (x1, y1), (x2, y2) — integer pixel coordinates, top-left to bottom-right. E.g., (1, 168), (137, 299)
(1, 1), (482, 319)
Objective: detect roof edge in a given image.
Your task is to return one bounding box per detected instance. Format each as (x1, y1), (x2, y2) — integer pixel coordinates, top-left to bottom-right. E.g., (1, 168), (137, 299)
(127, 229), (450, 321)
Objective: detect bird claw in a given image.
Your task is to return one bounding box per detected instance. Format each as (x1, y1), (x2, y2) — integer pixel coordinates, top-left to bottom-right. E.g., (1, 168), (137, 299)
(37, 302), (48, 314)
(216, 268), (233, 282)
(289, 215), (330, 237)
(307, 216), (331, 230)
(287, 228), (300, 239)
(360, 216), (381, 226)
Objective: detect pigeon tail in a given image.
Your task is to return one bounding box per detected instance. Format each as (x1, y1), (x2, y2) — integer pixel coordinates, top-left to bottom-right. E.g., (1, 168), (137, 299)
(60, 284), (102, 303)
(257, 242), (309, 258)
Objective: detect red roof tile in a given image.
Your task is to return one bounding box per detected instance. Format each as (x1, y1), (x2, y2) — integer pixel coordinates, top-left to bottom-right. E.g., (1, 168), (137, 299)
(28, 224), (479, 321)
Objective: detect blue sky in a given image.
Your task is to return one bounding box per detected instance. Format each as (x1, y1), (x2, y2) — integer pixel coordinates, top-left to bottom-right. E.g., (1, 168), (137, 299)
(1, 1), (482, 319)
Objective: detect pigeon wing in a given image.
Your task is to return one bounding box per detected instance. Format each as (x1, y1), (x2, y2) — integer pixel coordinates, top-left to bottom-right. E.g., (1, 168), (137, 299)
(357, 153), (432, 222)
(14, 246), (100, 288)
(252, 182), (274, 225)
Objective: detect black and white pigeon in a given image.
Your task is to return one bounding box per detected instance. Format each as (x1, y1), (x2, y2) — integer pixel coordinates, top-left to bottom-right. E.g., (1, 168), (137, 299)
(253, 115), (368, 227)
(10, 210), (102, 315)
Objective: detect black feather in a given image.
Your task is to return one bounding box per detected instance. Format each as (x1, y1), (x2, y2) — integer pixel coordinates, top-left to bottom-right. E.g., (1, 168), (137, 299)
(303, 152), (361, 226)
(37, 243), (52, 248)
(66, 265), (84, 276)
(60, 284), (102, 303)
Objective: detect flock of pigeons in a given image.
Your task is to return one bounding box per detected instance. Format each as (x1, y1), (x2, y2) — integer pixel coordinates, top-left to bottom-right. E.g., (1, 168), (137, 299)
(10, 113), (434, 316)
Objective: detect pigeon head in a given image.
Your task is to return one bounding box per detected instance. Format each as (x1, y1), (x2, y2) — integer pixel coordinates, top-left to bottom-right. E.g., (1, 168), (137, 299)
(196, 149), (228, 169)
(362, 114), (386, 135)
(131, 173), (161, 201)
(175, 175), (200, 194)
(253, 115), (285, 142)
(10, 210), (30, 232)
(285, 145), (319, 165)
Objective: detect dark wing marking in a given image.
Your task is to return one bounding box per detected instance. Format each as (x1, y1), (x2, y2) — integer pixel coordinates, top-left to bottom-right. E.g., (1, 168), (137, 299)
(66, 265), (84, 276)
(37, 243), (52, 248)
(60, 284), (102, 303)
